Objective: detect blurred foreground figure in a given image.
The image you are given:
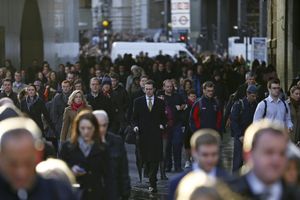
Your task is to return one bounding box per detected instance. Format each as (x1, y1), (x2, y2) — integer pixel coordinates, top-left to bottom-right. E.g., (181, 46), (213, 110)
(36, 158), (77, 187)
(227, 119), (300, 199)
(93, 110), (131, 200)
(168, 129), (229, 200)
(175, 171), (241, 200)
(0, 97), (23, 121)
(0, 117), (76, 199)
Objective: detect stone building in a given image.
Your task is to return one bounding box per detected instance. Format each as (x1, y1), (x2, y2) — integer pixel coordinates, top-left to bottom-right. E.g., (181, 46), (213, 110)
(267, 0), (300, 90)
(0, 0), (79, 69)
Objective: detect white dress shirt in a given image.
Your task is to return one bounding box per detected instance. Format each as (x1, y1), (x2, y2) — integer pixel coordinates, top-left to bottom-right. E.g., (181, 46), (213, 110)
(146, 95), (154, 108)
(246, 172), (282, 200)
(192, 163), (217, 178)
(253, 95), (293, 129)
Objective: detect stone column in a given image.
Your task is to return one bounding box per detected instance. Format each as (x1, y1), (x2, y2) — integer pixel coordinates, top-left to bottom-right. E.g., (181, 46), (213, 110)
(259, 0), (267, 37)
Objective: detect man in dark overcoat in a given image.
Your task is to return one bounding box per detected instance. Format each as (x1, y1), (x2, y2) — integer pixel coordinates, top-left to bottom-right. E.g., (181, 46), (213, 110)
(133, 80), (166, 193)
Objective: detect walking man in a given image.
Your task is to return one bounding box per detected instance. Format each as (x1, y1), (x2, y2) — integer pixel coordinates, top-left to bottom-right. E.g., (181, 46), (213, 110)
(133, 80), (166, 193)
(230, 85), (258, 172)
(253, 78), (293, 131)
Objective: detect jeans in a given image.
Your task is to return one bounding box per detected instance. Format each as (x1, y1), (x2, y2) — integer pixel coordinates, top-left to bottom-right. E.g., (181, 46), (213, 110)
(166, 123), (184, 170)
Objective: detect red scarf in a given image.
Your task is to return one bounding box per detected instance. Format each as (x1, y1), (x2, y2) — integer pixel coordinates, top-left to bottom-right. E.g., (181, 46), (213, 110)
(71, 102), (84, 111)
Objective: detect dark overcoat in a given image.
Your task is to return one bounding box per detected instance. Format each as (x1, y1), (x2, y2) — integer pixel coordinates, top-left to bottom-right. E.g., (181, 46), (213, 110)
(20, 96), (52, 133)
(60, 141), (113, 200)
(133, 96), (166, 162)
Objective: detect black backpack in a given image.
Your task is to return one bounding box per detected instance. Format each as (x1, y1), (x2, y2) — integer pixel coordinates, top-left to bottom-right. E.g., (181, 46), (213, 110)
(224, 91), (238, 125)
(229, 99), (245, 137)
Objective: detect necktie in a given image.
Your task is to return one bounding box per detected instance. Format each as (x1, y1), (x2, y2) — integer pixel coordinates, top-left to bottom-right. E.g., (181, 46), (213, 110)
(148, 98), (153, 111)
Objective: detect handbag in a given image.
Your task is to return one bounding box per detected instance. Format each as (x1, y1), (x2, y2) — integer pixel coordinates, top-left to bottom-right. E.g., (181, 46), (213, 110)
(124, 125), (136, 145)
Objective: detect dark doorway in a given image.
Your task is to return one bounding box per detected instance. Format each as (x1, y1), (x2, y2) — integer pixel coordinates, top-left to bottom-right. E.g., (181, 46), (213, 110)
(20, 0), (43, 69)
(0, 26), (4, 65)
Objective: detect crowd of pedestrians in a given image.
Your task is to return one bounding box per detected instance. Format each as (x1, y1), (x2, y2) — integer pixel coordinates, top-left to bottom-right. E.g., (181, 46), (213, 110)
(0, 53), (300, 200)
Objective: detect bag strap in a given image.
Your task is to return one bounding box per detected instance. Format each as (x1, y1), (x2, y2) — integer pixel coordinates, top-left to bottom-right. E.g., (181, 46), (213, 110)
(263, 99), (267, 118)
(282, 100), (288, 114)
(238, 99), (244, 116)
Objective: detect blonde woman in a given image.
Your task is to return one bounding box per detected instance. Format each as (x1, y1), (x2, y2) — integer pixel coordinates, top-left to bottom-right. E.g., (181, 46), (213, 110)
(60, 90), (91, 143)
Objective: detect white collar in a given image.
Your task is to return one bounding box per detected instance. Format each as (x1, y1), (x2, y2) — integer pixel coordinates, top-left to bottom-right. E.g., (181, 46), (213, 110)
(246, 171), (282, 199)
(91, 92), (99, 97)
(192, 162), (217, 177)
(146, 95), (154, 100)
(267, 95), (281, 103)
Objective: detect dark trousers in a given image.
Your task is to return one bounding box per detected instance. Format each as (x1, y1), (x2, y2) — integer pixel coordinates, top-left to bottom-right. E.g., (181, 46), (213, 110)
(232, 137), (243, 172)
(146, 162), (159, 188)
(166, 124), (184, 170)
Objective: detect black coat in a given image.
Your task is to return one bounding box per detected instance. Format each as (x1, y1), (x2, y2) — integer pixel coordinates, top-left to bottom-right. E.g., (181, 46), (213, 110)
(111, 85), (129, 123)
(106, 132), (131, 199)
(133, 96), (166, 162)
(86, 93), (114, 122)
(127, 88), (144, 122)
(0, 174), (77, 200)
(60, 141), (113, 200)
(51, 92), (69, 133)
(20, 96), (53, 133)
(227, 174), (300, 200)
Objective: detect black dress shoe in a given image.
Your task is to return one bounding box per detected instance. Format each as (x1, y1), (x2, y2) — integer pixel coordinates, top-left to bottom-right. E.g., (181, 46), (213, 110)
(149, 187), (157, 193)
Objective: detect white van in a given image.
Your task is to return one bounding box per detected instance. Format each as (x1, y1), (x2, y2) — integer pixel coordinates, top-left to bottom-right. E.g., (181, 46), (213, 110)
(110, 42), (197, 63)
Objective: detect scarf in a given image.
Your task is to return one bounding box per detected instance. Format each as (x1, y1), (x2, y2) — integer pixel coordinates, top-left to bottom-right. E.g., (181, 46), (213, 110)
(26, 96), (38, 111)
(71, 102), (84, 111)
(78, 136), (94, 157)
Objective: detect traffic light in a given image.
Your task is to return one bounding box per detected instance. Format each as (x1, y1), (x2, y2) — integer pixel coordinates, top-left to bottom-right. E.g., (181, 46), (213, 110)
(102, 20), (110, 28)
(179, 33), (188, 43)
(101, 20), (111, 52)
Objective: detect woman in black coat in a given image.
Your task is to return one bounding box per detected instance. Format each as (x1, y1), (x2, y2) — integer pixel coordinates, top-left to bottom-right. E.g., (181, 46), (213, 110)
(20, 84), (53, 135)
(60, 110), (112, 200)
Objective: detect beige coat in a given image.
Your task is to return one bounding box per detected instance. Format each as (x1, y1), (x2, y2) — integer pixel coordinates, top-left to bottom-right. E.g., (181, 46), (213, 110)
(288, 99), (300, 143)
(60, 105), (92, 142)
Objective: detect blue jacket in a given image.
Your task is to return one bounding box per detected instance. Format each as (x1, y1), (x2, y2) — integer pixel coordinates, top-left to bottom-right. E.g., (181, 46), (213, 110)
(168, 167), (230, 200)
(189, 96), (222, 132)
(230, 97), (257, 138)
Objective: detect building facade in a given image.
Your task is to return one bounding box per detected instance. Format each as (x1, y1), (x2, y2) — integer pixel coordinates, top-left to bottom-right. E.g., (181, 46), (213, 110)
(0, 0), (79, 69)
(267, 0), (300, 90)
